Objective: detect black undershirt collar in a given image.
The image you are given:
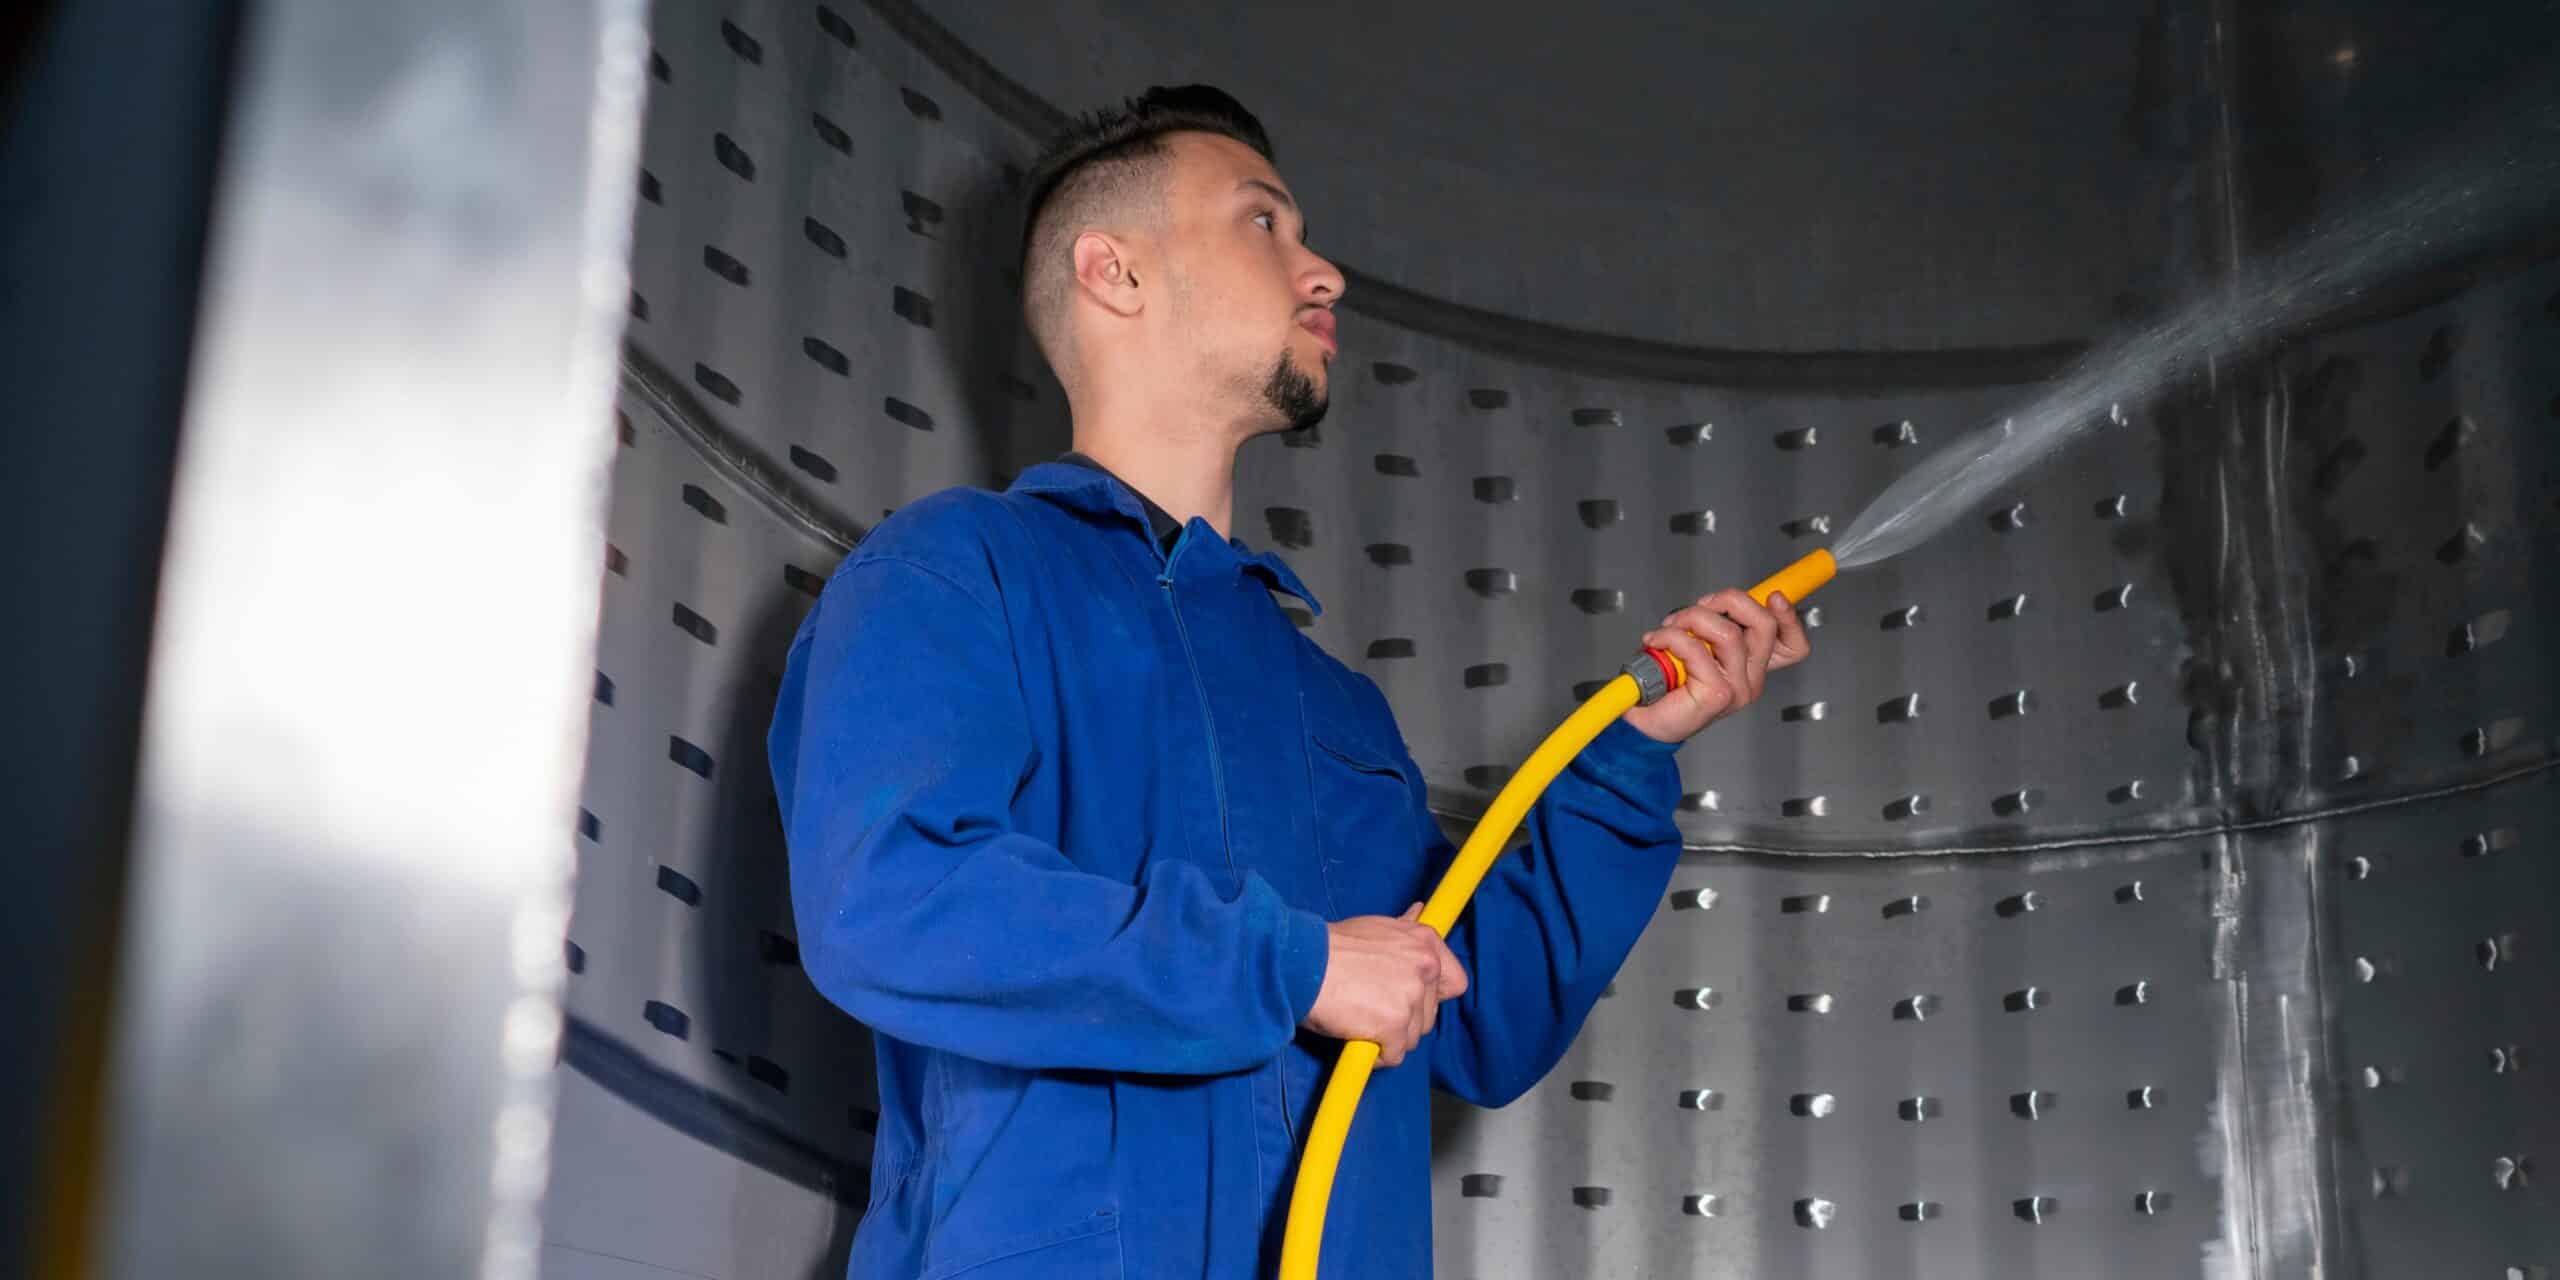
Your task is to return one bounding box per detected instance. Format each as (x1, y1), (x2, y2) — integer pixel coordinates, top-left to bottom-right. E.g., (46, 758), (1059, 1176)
(1055, 450), (1184, 555)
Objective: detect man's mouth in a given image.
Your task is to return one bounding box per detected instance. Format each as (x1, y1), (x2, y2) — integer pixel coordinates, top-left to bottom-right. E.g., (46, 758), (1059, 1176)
(1298, 310), (1337, 356)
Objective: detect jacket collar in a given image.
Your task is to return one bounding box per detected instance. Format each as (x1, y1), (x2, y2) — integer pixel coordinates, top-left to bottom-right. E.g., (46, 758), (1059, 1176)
(1053, 451), (1182, 553)
(1008, 462), (1324, 617)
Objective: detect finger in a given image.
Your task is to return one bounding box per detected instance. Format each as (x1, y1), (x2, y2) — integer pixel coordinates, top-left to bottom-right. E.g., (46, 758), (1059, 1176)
(1646, 626), (1731, 719)
(1679, 608), (1751, 703)
(1681, 655), (1739, 721)
(1415, 948), (1442, 1038)
(1767, 591), (1812, 668)
(1373, 999), (1403, 1064)
(1642, 625), (1700, 693)
(1682, 605), (1747, 662)
(1434, 938), (1470, 1000)
(1712, 589), (1778, 699)
(1712, 586), (1773, 623)
(1664, 605), (1745, 675)
(1415, 948), (1442, 1028)
(1400, 902), (1421, 921)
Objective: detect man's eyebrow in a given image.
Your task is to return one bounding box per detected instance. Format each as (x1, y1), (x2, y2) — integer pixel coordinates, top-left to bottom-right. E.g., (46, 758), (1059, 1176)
(1237, 178), (1298, 212)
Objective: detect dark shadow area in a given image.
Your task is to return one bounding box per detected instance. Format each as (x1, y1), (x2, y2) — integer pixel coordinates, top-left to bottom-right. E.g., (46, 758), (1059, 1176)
(701, 584), (871, 1278)
(0, 0), (243, 1268)
(637, 86), (1065, 1278)
(944, 129), (1071, 482)
(630, 138), (1069, 1277)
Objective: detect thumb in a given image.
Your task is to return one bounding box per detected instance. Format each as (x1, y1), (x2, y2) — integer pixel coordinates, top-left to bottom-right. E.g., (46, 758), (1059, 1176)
(1400, 902), (1422, 922)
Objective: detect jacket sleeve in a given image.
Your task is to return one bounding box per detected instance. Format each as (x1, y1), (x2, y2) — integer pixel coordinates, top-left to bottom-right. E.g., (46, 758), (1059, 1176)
(1421, 717), (1684, 1107)
(767, 551), (1332, 1076)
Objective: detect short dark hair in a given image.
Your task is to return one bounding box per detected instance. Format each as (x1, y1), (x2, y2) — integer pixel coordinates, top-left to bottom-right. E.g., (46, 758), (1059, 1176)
(1017, 85), (1274, 371)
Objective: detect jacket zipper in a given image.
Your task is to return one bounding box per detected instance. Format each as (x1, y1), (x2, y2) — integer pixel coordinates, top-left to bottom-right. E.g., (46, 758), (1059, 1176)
(1159, 544), (1295, 1144)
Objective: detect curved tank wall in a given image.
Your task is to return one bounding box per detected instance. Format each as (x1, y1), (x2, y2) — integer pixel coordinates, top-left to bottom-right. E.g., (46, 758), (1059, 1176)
(543, 2), (2560, 1277)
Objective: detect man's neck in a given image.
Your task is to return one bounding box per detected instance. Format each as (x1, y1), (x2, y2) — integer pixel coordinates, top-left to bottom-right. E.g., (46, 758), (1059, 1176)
(1068, 410), (1244, 544)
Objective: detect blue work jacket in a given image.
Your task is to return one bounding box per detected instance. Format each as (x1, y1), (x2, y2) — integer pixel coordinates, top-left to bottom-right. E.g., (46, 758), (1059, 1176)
(767, 460), (1684, 1279)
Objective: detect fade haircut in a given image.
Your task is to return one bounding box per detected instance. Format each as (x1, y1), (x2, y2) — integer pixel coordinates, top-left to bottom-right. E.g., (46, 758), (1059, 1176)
(1017, 85), (1275, 377)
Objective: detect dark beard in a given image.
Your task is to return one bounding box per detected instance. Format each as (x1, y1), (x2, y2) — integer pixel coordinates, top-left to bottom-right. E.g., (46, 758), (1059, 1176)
(1260, 350), (1328, 433)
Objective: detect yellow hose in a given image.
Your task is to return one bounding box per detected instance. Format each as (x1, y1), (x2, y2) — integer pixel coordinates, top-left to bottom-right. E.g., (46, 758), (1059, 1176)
(1278, 548), (1834, 1280)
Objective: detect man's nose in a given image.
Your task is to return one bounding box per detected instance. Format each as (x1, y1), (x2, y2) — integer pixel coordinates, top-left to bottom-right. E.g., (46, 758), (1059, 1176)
(1300, 249), (1346, 304)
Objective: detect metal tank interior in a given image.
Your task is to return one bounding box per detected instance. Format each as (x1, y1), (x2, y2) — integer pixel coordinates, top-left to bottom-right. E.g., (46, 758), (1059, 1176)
(543, 3), (2559, 1276)
(13, 1), (2554, 1278)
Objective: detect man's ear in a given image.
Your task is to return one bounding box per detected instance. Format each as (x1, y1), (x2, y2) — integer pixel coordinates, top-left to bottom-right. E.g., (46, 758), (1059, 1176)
(1071, 230), (1145, 319)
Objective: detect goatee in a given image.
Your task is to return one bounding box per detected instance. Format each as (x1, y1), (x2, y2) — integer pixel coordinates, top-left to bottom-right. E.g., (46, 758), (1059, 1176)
(1262, 351), (1328, 433)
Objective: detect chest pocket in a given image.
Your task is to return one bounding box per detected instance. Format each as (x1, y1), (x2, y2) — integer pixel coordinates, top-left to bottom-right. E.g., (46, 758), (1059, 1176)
(1303, 691), (1430, 919)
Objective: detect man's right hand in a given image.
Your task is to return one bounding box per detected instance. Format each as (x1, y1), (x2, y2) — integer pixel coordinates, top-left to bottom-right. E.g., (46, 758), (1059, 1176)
(1302, 904), (1470, 1067)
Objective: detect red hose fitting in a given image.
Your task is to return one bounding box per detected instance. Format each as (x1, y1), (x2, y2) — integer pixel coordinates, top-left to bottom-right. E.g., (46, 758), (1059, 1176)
(1643, 646), (1683, 692)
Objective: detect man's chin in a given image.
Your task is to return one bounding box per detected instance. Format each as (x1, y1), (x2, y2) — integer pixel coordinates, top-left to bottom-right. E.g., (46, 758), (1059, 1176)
(1259, 350), (1330, 434)
(1264, 403), (1328, 438)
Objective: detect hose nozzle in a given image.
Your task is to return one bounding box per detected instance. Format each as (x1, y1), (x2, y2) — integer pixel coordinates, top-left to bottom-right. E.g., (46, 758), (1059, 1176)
(1632, 548), (1836, 705)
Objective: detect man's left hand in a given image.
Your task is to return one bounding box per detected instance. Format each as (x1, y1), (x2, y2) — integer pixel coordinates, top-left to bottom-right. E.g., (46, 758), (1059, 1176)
(1623, 589), (1813, 744)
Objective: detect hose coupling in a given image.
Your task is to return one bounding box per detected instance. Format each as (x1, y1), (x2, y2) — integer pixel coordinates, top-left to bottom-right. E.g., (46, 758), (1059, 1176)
(1622, 652), (1675, 706)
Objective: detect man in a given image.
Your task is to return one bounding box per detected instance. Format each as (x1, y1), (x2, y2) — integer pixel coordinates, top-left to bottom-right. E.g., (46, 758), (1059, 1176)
(767, 84), (1809, 1279)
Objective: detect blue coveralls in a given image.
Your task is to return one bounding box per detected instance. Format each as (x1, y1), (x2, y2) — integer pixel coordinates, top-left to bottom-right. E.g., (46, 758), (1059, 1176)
(767, 458), (1685, 1279)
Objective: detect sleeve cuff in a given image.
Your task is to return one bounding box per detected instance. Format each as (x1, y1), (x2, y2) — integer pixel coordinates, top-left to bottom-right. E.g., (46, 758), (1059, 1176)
(1581, 716), (1683, 773)
(1559, 717), (1685, 844)
(1279, 905), (1331, 1024)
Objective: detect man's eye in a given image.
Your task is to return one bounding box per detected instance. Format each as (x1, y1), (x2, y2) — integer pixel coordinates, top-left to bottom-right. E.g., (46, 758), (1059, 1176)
(1252, 212), (1275, 231)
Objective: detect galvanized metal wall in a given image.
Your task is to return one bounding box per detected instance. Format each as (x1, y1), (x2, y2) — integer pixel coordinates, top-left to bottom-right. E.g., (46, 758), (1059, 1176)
(546, 2), (2559, 1276)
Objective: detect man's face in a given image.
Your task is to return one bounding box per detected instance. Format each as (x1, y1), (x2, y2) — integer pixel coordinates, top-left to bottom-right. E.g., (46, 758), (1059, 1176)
(1156, 133), (1345, 435)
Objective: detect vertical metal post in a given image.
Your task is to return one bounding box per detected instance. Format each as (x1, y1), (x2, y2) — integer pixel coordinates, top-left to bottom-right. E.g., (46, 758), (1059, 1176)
(88, 1), (648, 1275)
(2196, 2), (2345, 1273)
